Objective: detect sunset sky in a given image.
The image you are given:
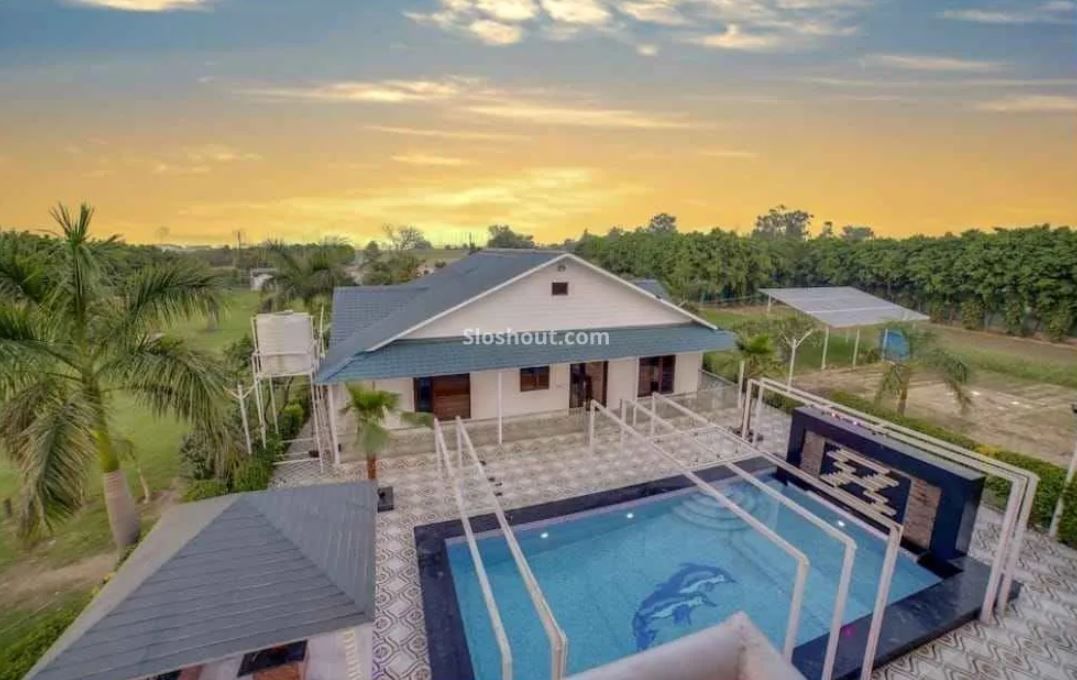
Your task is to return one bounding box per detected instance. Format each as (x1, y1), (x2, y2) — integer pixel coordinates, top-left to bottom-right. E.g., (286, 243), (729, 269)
(1, 0), (1074, 245)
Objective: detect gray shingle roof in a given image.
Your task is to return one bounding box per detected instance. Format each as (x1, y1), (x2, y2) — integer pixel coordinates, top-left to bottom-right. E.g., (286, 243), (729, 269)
(321, 249), (565, 378)
(631, 278), (671, 300)
(317, 324), (735, 382)
(27, 482), (377, 680)
(760, 286), (929, 328)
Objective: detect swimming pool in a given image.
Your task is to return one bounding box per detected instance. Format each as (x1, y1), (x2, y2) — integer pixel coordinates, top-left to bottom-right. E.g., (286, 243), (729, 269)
(443, 472), (941, 680)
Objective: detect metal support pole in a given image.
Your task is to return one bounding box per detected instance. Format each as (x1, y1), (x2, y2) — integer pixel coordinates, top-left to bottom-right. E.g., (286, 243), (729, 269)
(588, 402), (596, 454)
(252, 376), (267, 448)
(496, 370), (503, 446)
(1049, 437), (1077, 538)
(456, 420), (463, 470)
(852, 328), (861, 367)
(649, 393), (656, 436)
(821, 326), (830, 370)
(752, 382), (765, 444)
(736, 360), (745, 409)
(787, 345), (797, 386)
(309, 374), (324, 474)
(998, 476), (1037, 613)
(326, 385), (341, 467)
(740, 381), (753, 439)
(619, 400), (626, 455)
(766, 296), (772, 315)
(232, 383), (253, 456)
(269, 377), (279, 436)
(859, 528), (901, 680)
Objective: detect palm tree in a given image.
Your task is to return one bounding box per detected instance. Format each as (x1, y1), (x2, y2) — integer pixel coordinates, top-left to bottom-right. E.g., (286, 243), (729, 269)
(0, 204), (229, 549)
(260, 240), (353, 313)
(734, 332), (778, 389)
(875, 323), (972, 415)
(341, 384), (432, 481)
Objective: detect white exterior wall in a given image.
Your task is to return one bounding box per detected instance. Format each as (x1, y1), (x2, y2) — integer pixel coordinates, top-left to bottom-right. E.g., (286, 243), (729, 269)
(406, 258), (688, 339)
(606, 357), (639, 412)
(334, 351), (704, 431)
(674, 351), (703, 394)
(470, 364), (571, 420)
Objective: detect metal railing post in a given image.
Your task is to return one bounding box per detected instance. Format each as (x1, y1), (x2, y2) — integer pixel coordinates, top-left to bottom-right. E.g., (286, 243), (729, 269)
(588, 401), (596, 454)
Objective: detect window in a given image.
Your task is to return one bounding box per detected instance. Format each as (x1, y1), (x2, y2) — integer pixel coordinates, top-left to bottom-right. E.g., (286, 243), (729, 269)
(520, 366), (550, 392)
(637, 355), (676, 397)
(551, 281), (569, 296)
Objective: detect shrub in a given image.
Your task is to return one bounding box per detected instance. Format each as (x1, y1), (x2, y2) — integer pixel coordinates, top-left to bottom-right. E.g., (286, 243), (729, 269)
(959, 298), (985, 330)
(0, 596), (91, 680)
(182, 479), (229, 502)
(1045, 307), (1074, 342)
(1002, 299), (1026, 336)
(278, 402), (306, 442)
(231, 456), (274, 493)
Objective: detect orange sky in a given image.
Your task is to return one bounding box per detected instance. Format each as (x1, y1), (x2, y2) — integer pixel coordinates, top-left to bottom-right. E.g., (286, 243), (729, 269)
(1, 0), (1074, 245)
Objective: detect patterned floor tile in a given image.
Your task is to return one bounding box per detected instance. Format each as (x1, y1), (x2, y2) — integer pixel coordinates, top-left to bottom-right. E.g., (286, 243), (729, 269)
(273, 402), (1077, 680)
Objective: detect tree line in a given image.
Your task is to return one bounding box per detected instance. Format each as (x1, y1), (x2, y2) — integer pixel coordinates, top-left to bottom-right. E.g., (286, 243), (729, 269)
(572, 210), (1076, 341)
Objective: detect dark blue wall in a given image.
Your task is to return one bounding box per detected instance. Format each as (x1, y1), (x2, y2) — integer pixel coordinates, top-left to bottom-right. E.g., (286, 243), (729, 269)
(784, 407), (984, 561)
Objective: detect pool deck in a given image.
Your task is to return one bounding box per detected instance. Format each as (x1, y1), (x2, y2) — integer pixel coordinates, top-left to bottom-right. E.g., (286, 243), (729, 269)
(272, 405), (1077, 680)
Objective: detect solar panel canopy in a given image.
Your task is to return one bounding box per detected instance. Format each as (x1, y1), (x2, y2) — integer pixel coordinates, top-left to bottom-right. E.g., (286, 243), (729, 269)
(760, 286), (929, 328)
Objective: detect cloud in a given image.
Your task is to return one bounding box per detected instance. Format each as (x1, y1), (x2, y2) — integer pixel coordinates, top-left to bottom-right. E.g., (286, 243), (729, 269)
(475, 0), (539, 21)
(539, 0), (610, 25)
(976, 95), (1077, 112)
(862, 54), (1005, 72)
(619, 1), (687, 26)
(66, 0), (209, 10)
(244, 77), (476, 103)
(687, 25), (784, 52)
(806, 76), (1077, 88)
(367, 125), (526, 141)
(181, 167), (641, 236)
(940, 1), (1075, 24)
(636, 43), (659, 56)
(464, 101), (696, 128)
(244, 75), (694, 130)
(467, 19), (525, 44)
(183, 144), (260, 163)
(407, 0), (868, 51)
(391, 153), (472, 166)
(700, 149), (759, 159)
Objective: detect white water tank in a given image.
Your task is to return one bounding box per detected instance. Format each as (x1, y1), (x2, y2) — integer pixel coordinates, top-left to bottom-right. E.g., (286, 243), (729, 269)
(254, 311), (315, 376)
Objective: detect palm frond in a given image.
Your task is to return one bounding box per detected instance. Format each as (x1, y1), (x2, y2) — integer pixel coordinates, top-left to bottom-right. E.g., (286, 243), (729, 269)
(102, 334), (229, 436)
(874, 361), (906, 404)
(0, 379), (96, 541)
(0, 304), (72, 397)
(0, 246), (50, 305)
(115, 261), (225, 334)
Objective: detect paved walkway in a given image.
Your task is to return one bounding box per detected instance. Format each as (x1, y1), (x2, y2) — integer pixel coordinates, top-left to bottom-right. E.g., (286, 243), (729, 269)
(272, 405), (1077, 680)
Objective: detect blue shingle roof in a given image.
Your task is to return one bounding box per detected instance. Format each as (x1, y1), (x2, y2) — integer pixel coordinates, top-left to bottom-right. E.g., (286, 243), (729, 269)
(321, 249), (564, 378)
(317, 324), (735, 382)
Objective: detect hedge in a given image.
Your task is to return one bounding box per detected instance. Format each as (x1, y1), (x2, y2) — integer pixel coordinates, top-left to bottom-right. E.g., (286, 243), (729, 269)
(825, 390), (1077, 548)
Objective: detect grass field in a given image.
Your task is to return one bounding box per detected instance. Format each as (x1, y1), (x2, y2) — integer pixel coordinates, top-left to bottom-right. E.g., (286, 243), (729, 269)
(0, 288), (262, 667)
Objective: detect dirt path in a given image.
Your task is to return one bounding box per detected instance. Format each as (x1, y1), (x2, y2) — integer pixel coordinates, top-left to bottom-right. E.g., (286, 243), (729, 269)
(797, 366), (1077, 466)
(0, 552), (114, 607)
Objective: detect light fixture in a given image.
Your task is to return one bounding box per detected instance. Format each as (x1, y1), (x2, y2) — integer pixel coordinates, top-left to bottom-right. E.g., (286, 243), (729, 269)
(540, 532), (549, 539)
(836, 520), (846, 528)
(626, 512), (635, 519)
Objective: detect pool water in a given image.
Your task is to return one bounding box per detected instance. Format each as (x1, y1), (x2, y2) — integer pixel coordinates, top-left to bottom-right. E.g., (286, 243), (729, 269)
(446, 473), (941, 680)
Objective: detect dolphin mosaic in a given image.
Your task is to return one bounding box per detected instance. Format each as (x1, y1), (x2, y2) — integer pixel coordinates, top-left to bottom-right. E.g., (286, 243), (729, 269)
(631, 563), (735, 651)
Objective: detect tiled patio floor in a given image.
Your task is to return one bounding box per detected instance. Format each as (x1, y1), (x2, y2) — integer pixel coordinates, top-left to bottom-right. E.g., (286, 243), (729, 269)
(273, 405), (1077, 680)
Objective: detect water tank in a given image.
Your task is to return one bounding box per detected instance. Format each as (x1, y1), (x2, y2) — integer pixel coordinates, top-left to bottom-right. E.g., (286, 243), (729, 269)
(254, 312), (315, 376)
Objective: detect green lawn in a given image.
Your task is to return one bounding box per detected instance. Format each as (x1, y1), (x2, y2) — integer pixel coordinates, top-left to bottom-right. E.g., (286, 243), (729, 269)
(0, 288), (262, 668)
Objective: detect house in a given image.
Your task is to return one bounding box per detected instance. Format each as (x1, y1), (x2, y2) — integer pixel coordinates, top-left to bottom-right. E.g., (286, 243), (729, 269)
(26, 482), (377, 680)
(315, 249), (735, 431)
